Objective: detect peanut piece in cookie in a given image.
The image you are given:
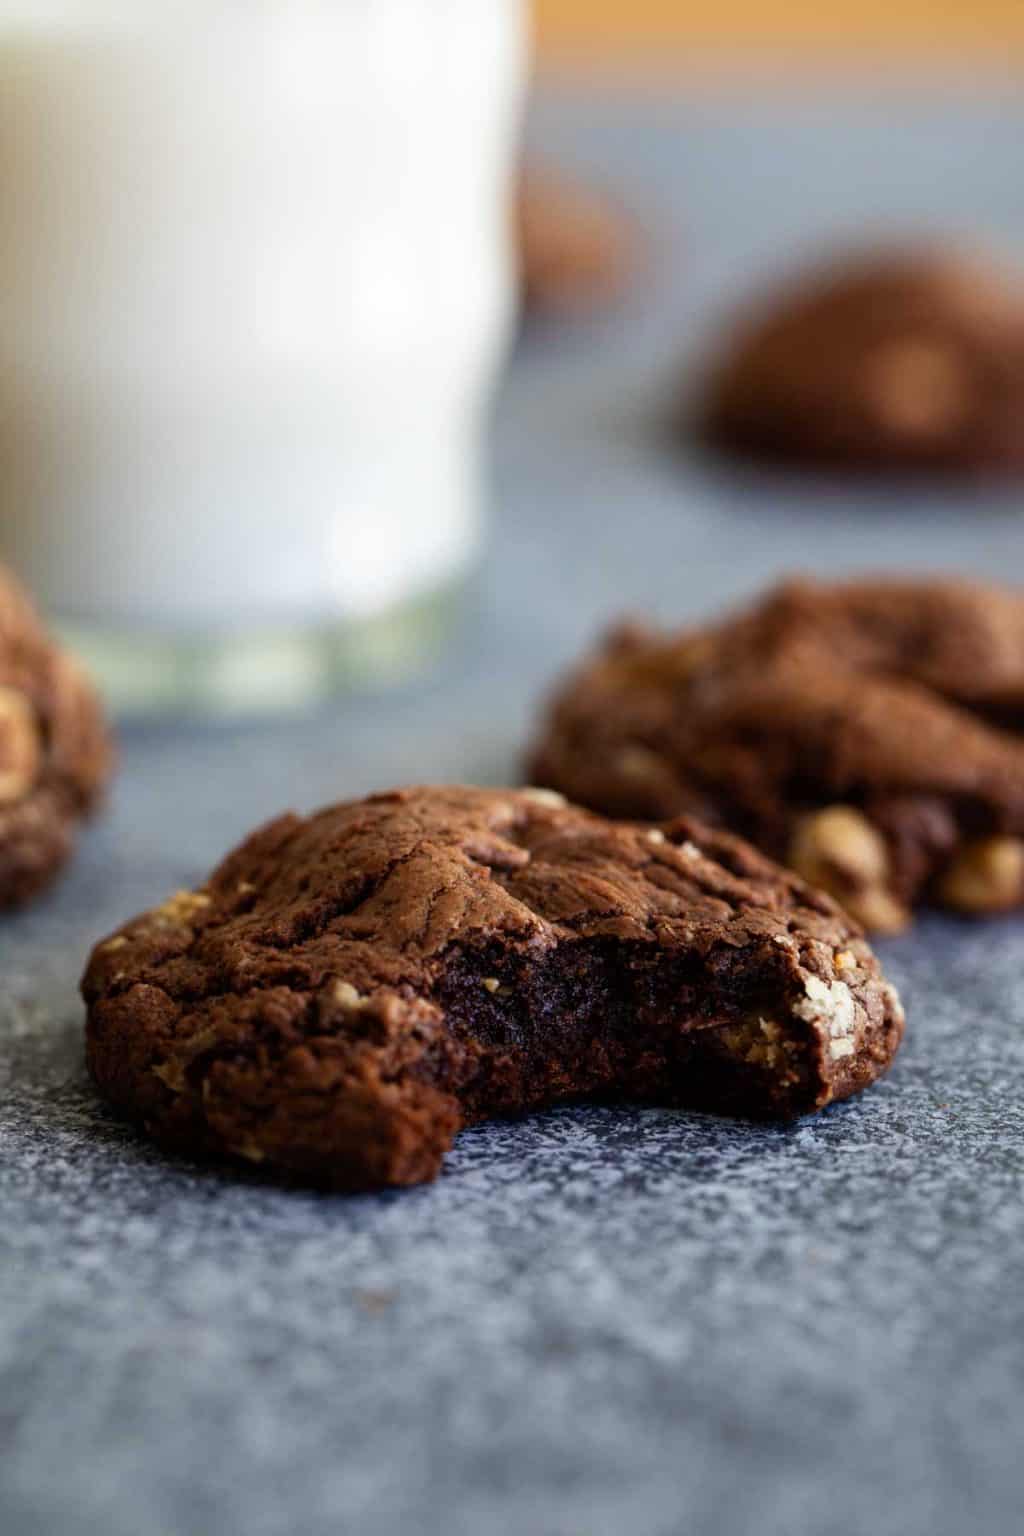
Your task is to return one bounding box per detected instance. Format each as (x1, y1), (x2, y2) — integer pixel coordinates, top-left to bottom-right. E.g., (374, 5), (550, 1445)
(938, 837), (1024, 914)
(788, 806), (910, 935)
(0, 687), (42, 805)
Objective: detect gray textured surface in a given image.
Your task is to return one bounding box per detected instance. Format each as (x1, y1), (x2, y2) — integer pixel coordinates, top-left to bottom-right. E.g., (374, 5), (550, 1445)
(4, 80), (1024, 1536)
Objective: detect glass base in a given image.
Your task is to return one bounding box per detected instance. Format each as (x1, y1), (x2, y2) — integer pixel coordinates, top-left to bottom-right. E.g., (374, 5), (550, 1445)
(56, 578), (467, 716)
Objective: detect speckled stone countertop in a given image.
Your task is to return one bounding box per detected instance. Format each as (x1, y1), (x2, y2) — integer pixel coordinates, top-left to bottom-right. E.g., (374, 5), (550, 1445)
(3, 81), (1024, 1536)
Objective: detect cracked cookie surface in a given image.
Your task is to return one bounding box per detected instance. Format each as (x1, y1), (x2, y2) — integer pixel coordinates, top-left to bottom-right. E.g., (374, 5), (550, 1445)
(0, 566), (112, 906)
(696, 247), (1024, 473)
(82, 786), (903, 1189)
(529, 577), (1024, 931)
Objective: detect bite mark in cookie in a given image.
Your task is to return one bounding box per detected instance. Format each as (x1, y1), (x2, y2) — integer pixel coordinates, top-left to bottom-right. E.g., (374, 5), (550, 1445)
(82, 786), (904, 1189)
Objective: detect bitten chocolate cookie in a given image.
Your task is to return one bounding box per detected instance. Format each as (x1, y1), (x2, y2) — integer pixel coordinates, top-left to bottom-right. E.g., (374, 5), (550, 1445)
(0, 566), (112, 906)
(696, 247), (1024, 472)
(529, 577), (1024, 933)
(83, 786), (903, 1189)
(517, 168), (636, 317)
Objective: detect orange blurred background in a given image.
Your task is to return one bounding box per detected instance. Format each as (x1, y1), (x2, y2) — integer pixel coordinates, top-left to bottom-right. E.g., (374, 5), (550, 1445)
(535, 0), (1024, 64)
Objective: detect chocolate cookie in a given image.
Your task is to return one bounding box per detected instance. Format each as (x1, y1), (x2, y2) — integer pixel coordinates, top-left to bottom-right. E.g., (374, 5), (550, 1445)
(0, 566), (112, 906)
(83, 786), (903, 1189)
(517, 168), (636, 317)
(529, 577), (1024, 932)
(696, 247), (1024, 472)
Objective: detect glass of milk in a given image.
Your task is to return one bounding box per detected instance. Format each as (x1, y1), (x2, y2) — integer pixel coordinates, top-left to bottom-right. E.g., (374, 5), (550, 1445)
(0, 2), (526, 710)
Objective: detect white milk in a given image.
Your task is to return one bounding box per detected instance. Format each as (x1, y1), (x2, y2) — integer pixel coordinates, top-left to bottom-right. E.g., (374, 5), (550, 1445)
(0, 3), (525, 703)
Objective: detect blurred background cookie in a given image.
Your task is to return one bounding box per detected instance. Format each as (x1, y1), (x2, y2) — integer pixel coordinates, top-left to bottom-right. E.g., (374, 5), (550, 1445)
(517, 166), (638, 316)
(529, 576), (1024, 932)
(696, 247), (1024, 473)
(0, 566), (112, 908)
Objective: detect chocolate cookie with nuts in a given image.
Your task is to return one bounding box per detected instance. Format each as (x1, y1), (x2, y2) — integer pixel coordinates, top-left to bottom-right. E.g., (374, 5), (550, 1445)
(0, 565), (112, 906)
(82, 786), (903, 1189)
(528, 577), (1024, 932)
(696, 247), (1024, 473)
